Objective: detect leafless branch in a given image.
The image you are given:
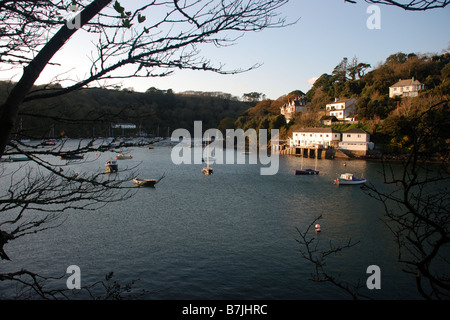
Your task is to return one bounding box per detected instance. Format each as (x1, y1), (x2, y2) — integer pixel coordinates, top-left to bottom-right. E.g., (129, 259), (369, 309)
(345, 0), (449, 10)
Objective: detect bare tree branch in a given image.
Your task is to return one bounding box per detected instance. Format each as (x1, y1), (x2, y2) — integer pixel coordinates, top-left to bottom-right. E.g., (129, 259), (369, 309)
(345, 0), (449, 10)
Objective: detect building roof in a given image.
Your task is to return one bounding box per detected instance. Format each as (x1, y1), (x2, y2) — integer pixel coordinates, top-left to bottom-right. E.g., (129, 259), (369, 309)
(294, 128), (341, 133)
(326, 98), (355, 105)
(320, 115), (338, 121)
(343, 128), (368, 134)
(390, 77), (423, 88)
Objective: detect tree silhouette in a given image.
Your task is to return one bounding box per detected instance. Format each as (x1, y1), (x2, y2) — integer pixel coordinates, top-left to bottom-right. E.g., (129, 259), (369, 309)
(0, 0), (290, 299)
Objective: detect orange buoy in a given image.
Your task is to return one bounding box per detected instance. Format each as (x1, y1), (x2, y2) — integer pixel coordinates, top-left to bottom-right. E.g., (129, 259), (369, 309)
(315, 224), (321, 232)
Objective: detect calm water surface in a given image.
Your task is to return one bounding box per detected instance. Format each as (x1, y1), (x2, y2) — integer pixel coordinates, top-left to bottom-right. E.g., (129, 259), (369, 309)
(1, 142), (423, 299)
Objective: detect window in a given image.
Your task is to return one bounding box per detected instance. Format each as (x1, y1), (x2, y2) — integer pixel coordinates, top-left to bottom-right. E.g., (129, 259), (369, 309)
(347, 134), (351, 138)
(358, 134), (361, 138)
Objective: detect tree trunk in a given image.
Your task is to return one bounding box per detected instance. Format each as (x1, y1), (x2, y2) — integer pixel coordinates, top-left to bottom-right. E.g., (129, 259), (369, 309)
(0, 0), (113, 159)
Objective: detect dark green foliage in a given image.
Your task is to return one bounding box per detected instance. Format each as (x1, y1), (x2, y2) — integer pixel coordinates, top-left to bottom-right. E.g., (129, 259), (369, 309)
(0, 83), (249, 138)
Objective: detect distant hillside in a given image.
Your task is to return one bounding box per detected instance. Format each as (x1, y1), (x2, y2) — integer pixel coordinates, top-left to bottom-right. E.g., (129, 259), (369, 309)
(0, 82), (251, 138)
(306, 51), (450, 119)
(233, 90), (304, 133)
(230, 49), (449, 154)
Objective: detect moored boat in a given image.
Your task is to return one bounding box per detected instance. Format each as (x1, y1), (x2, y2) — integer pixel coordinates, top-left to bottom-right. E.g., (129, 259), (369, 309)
(41, 139), (57, 146)
(116, 154), (132, 160)
(105, 159), (118, 173)
(202, 135), (213, 175)
(202, 167), (213, 175)
(60, 154), (84, 160)
(334, 173), (366, 185)
(9, 156), (30, 162)
(133, 178), (157, 187)
(295, 169), (319, 175)
(133, 173), (165, 187)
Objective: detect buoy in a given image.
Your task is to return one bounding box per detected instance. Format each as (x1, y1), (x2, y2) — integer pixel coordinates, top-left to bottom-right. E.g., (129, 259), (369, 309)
(315, 224), (321, 232)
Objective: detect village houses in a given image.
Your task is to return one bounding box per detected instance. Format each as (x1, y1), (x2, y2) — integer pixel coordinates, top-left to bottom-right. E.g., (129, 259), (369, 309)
(339, 128), (374, 152)
(289, 127), (374, 152)
(280, 96), (310, 123)
(389, 77), (425, 98)
(291, 128), (341, 148)
(325, 98), (357, 121)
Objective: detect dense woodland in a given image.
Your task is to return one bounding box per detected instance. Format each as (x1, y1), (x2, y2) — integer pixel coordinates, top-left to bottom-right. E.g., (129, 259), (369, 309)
(0, 83), (251, 139)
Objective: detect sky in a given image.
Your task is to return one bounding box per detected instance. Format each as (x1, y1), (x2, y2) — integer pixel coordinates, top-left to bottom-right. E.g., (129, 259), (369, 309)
(3, 0), (450, 100)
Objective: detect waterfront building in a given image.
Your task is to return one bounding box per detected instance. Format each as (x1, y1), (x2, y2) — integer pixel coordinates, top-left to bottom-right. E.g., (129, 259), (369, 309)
(339, 128), (374, 151)
(290, 128), (341, 148)
(290, 127), (374, 152)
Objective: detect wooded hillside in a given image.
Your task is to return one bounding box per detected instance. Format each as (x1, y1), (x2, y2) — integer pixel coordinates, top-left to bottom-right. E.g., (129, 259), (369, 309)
(231, 50), (450, 152)
(0, 83), (251, 139)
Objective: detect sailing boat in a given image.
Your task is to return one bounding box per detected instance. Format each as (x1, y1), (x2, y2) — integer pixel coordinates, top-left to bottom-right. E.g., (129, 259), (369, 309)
(202, 136), (213, 175)
(295, 149), (319, 175)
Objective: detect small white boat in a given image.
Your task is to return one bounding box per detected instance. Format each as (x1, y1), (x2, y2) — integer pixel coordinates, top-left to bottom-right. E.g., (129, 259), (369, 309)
(116, 154), (132, 160)
(105, 159), (118, 173)
(334, 173), (366, 185)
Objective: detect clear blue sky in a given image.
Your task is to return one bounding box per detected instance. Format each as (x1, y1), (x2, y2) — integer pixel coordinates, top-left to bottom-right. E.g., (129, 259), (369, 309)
(5, 0), (450, 100)
(126, 0), (450, 99)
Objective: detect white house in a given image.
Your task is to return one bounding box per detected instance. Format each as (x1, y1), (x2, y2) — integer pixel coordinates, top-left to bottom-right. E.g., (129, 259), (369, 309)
(389, 77), (425, 98)
(338, 128), (374, 151)
(325, 98), (357, 121)
(280, 96), (310, 123)
(290, 128), (341, 148)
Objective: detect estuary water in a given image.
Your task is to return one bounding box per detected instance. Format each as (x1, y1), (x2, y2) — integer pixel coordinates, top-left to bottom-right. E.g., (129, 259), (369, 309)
(0, 141), (424, 299)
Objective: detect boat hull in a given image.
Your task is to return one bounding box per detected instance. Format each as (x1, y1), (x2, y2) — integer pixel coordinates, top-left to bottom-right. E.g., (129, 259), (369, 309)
(116, 154), (132, 160)
(202, 167), (213, 175)
(295, 169), (319, 175)
(133, 178), (157, 187)
(10, 157), (30, 162)
(336, 178), (366, 185)
(60, 154), (83, 160)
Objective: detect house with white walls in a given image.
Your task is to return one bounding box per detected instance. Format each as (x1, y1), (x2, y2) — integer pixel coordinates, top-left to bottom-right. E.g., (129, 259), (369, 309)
(290, 127), (374, 154)
(389, 77), (425, 98)
(325, 98), (357, 121)
(290, 128), (341, 148)
(338, 128), (374, 151)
